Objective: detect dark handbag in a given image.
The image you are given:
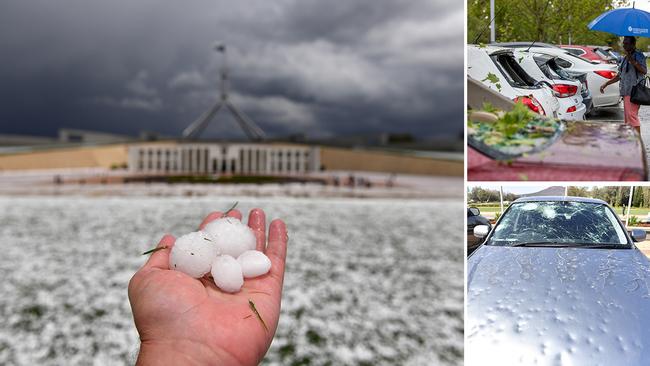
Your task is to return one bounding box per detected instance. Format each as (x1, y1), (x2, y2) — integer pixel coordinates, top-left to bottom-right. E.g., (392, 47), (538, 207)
(631, 77), (650, 105)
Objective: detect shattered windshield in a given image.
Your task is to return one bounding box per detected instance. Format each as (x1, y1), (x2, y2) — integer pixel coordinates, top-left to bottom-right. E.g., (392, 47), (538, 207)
(487, 201), (629, 247)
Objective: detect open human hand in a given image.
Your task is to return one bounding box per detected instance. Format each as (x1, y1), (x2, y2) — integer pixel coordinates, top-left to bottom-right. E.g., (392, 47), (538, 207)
(128, 208), (288, 366)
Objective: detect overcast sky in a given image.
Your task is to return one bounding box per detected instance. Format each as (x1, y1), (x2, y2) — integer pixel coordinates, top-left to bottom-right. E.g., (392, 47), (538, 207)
(0, 0), (463, 141)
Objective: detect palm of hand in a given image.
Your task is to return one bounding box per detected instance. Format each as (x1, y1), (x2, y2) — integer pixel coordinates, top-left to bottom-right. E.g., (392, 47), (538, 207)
(129, 209), (288, 366)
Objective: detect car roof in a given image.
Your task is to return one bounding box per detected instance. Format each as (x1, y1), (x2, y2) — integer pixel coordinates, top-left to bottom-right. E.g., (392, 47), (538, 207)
(522, 51), (554, 62)
(560, 44), (613, 51)
(513, 196), (607, 204)
(468, 44), (513, 55)
(492, 42), (560, 49)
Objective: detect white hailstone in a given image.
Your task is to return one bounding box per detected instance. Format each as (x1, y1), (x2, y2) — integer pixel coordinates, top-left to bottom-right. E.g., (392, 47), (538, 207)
(202, 217), (257, 258)
(237, 250), (271, 278)
(211, 255), (244, 293)
(169, 231), (220, 278)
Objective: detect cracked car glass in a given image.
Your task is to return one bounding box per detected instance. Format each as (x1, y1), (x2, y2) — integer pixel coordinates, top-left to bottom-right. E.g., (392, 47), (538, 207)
(488, 201), (628, 246)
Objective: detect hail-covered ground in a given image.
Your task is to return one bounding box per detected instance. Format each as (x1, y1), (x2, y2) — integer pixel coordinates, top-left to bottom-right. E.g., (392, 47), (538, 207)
(0, 196), (463, 365)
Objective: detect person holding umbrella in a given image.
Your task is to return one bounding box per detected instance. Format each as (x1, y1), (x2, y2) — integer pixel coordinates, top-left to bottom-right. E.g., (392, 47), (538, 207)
(589, 5), (650, 133)
(600, 36), (647, 132)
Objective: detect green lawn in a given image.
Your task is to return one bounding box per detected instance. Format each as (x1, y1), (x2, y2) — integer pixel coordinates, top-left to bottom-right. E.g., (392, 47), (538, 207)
(612, 207), (650, 216)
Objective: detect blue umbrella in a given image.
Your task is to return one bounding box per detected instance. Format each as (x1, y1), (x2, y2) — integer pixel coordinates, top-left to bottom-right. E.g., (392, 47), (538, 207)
(588, 6), (650, 37)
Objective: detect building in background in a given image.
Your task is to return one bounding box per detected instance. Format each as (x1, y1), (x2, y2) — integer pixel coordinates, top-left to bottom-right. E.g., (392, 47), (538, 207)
(128, 142), (320, 175)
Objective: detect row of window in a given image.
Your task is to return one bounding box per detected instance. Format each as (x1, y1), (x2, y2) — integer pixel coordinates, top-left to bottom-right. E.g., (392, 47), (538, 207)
(134, 146), (312, 174)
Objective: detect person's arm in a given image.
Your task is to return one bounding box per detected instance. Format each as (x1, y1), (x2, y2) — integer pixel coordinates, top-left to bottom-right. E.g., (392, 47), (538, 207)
(630, 51), (647, 75)
(128, 209), (289, 366)
(600, 74), (621, 93)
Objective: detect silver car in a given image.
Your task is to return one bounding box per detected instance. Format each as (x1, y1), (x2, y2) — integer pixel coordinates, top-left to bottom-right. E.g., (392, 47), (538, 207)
(467, 196), (650, 365)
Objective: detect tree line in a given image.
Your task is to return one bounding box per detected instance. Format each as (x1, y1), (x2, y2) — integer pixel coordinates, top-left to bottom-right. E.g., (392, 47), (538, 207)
(468, 0), (632, 48)
(468, 187), (519, 203)
(567, 186), (650, 208)
(468, 186), (650, 208)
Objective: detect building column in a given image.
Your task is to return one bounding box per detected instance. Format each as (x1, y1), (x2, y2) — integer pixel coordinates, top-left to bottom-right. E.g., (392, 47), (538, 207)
(197, 147), (202, 173)
(243, 148), (249, 174)
(142, 148), (149, 172)
(264, 149), (270, 174)
(153, 149), (159, 173)
(181, 148), (187, 173)
(194, 147), (200, 173)
(251, 148), (257, 174)
(297, 149), (304, 174)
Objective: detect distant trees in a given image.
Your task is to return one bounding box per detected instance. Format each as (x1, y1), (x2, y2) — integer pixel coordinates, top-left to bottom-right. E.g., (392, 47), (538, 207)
(468, 0), (629, 47)
(468, 186), (650, 208)
(569, 186), (650, 207)
(468, 187), (517, 203)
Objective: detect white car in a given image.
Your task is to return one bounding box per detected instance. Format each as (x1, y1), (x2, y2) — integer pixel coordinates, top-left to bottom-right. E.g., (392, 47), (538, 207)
(514, 50), (586, 120)
(513, 46), (620, 109)
(468, 45), (560, 118)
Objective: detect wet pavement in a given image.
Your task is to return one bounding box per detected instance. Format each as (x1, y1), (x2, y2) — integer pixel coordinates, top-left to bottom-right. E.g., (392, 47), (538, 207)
(640, 106), (650, 174)
(587, 103), (650, 179)
(587, 104), (624, 121)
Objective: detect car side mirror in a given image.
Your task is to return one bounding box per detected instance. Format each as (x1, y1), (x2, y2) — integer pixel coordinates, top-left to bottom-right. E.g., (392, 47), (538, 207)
(469, 207), (481, 216)
(474, 225), (490, 239)
(631, 229), (647, 242)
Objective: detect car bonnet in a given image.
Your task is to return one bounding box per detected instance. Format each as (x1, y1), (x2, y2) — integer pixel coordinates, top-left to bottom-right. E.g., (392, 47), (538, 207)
(467, 245), (650, 365)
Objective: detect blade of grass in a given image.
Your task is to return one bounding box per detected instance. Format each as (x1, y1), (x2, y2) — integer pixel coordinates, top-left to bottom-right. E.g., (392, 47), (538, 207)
(141, 246), (168, 255)
(221, 201), (239, 217)
(248, 299), (269, 332)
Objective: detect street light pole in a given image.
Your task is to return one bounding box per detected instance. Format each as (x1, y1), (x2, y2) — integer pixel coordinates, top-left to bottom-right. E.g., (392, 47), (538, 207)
(490, 0), (496, 43)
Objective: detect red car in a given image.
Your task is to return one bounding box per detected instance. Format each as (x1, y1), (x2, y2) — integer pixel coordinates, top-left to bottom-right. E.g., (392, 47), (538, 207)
(467, 78), (646, 181)
(559, 45), (618, 64)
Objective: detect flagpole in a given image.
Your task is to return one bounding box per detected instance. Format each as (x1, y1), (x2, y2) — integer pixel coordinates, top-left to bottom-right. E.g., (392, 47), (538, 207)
(490, 0), (496, 43)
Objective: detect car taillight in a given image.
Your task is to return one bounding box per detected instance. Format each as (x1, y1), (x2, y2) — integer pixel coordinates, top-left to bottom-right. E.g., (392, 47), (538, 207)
(551, 84), (578, 98)
(566, 105), (577, 113)
(513, 96), (546, 116)
(594, 70), (617, 79)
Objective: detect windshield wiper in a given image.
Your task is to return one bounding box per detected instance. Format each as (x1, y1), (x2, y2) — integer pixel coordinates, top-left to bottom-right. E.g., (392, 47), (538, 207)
(569, 243), (629, 249)
(511, 242), (628, 249)
(511, 242), (576, 247)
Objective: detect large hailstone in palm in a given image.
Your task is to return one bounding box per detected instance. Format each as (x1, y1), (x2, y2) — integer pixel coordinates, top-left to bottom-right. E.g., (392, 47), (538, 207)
(202, 217), (257, 258)
(211, 255), (244, 293)
(169, 231), (220, 278)
(168, 216), (272, 293)
(237, 250), (272, 278)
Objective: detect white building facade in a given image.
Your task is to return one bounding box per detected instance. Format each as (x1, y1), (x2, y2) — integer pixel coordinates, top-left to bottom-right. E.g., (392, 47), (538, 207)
(128, 143), (320, 175)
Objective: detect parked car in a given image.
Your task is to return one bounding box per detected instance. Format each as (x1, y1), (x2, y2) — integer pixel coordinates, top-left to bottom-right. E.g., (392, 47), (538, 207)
(467, 196), (650, 365)
(496, 43), (621, 110)
(468, 45), (560, 118)
(467, 207), (492, 255)
(467, 77), (646, 181)
(514, 50), (586, 120)
(567, 72), (593, 115)
(559, 44), (618, 64)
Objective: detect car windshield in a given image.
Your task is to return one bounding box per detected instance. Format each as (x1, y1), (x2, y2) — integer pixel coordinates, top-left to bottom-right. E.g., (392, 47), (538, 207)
(487, 201), (630, 247)
(595, 48), (613, 61)
(547, 59), (573, 79)
(562, 51), (599, 65)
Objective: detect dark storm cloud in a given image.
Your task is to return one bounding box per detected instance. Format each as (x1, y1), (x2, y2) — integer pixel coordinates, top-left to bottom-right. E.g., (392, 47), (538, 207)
(0, 0), (463, 141)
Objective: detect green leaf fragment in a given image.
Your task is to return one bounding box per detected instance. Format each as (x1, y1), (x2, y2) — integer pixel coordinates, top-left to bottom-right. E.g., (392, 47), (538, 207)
(481, 72), (500, 84)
